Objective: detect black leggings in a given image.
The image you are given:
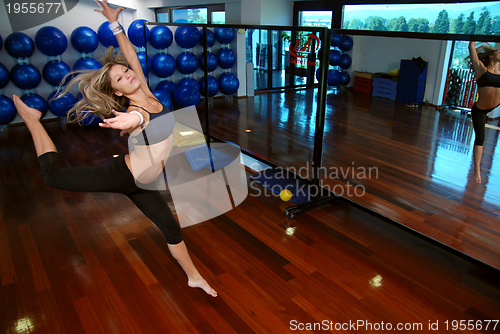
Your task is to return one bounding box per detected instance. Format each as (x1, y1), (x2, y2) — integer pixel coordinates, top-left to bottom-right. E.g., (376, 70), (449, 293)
(38, 152), (182, 245)
(471, 103), (495, 146)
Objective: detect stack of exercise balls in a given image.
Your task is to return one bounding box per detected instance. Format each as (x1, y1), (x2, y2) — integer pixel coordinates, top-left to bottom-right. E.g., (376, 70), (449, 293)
(150, 25), (175, 110)
(318, 34), (353, 87)
(172, 25), (202, 109)
(214, 27), (239, 96)
(199, 28), (219, 98)
(68, 26), (102, 125)
(5, 31), (48, 121)
(35, 26), (74, 122)
(0, 33), (18, 127)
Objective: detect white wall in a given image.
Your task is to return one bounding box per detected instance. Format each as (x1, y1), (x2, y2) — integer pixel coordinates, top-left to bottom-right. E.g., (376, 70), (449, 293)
(260, 0), (293, 26)
(241, 0), (262, 25)
(351, 35), (449, 105)
(0, 0), (154, 124)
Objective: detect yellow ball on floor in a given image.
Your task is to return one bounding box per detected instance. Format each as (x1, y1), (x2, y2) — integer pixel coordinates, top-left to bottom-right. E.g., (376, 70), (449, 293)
(280, 189), (293, 202)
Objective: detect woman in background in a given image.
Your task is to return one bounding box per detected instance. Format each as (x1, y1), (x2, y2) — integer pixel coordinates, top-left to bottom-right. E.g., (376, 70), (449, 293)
(467, 41), (500, 184)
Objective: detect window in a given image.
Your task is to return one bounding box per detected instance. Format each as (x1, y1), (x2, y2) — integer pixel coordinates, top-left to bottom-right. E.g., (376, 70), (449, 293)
(343, 2), (500, 35)
(157, 13), (169, 23)
(172, 8), (207, 24)
(211, 11), (225, 24)
(155, 5), (224, 24)
(299, 11), (333, 29)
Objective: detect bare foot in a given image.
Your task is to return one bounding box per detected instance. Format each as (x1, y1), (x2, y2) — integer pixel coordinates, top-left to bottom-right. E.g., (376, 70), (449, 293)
(474, 169), (481, 183)
(12, 95), (41, 124)
(188, 277), (218, 297)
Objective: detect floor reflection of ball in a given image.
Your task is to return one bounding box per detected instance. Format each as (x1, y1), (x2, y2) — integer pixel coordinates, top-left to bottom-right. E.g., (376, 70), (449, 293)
(280, 189), (293, 202)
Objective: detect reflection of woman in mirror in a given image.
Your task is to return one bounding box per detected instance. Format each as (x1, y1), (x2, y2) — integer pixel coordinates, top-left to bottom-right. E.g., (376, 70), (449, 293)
(466, 41), (500, 183)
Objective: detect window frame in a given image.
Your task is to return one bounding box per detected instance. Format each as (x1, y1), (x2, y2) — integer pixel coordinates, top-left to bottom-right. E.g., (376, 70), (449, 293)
(155, 4), (225, 24)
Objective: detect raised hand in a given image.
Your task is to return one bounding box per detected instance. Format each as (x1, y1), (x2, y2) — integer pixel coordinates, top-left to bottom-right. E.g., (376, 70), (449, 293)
(99, 110), (142, 137)
(94, 0), (124, 22)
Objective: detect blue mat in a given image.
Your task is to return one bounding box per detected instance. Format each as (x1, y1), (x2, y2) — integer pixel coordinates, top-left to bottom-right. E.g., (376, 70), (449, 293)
(185, 145), (233, 171)
(250, 168), (311, 204)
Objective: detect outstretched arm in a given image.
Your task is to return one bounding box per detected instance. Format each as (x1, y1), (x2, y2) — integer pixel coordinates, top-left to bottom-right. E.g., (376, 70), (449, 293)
(94, 0), (153, 97)
(469, 41), (486, 78)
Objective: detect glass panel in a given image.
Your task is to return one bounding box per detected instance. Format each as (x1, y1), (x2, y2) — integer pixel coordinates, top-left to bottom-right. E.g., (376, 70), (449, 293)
(299, 11), (332, 29)
(211, 11), (225, 24)
(172, 8), (207, 24)
(157, 13), (169, 23)
(343, 2), (500, 34)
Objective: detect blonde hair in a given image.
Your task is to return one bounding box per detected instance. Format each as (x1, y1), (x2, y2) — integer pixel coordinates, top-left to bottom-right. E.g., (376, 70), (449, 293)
(465, 42), (498, 69)
(52, 46), (129, 124)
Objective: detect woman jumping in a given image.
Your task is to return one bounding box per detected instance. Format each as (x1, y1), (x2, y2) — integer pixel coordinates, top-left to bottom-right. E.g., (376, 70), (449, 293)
(13, 0), (217, 297)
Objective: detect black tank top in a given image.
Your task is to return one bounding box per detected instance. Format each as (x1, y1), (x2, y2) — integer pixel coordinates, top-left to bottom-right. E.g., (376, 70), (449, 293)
(476, 70), (500, 88)
(129, 99), (175, 146)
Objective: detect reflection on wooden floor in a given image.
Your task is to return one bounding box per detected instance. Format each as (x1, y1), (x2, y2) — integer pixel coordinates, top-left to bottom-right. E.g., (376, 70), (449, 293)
(1, 91), (500, 333)
(202, 88), (500, 271)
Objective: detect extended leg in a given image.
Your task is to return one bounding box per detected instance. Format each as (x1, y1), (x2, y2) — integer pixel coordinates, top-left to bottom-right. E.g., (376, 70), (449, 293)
(127, 189), (217, 297)
(13, 95), (56, 156)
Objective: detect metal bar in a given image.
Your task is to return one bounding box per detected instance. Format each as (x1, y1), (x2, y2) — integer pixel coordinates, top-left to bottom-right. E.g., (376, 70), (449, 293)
(311, 27), (330, 190)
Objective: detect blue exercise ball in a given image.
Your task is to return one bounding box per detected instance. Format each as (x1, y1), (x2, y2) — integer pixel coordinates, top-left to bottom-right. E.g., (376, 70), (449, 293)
(80, 112), (101, 126)
(218, 73), (239, 95)
(174, 26), (200, 49)
(339, 53), (352, 69)
(328, 69), (341, 86)
(0, 95), (16, 125)
(178, 77), (200, 92)
(329, 50), (341, 66)
(176, 52), (198, 74)
(73, 58), (101, 72)
(21, 93), (47, 118)
(340, 35), (353, 51)
(214, 28), (236, 44)
(152, 53), (176, 78)
(5, 32), (35, 58)
(173, 86), (200, 109)
(152, 90), (173, 111)
(340, 71), (350, 85)
(47, 91), (76, 117)
(71, 26), (99, 53)
(35, 26), (67, 56)
(150, 25), (173, 49)
(128, 19), (150, 48)
(331, 34), (342, 47)
(199, 52), (218, 72)
(10, 64), (41, 90)
(137, 52), (151, 76)
(217, 48), (236, 69)
(98, 21), (120, 48)
(155, 80), (177, 95)
(200, 75), (219, 97)
(43, 61), (71, 86)
(0, 63), (9, 89)
(199, 28), (215, 47)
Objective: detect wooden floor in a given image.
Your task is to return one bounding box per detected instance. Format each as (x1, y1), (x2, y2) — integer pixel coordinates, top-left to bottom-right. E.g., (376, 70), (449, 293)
(1, 92), (500, 333)
(201, 88), (500, 271)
